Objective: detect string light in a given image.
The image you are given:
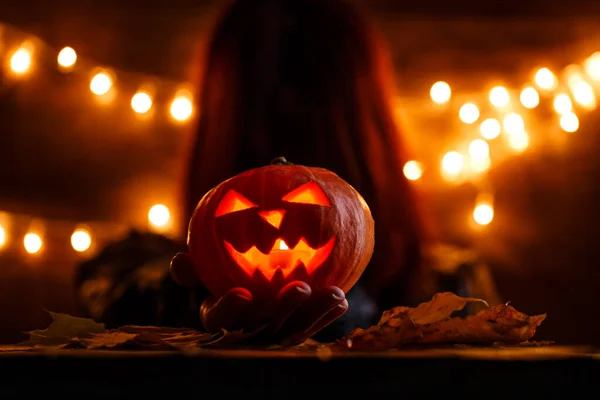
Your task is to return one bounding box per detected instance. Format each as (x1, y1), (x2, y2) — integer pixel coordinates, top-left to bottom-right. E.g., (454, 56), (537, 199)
(131, 91), (153, 114)
(489, 86), (510, 108)
(441, 151), (464, 180)
(403, 160), (423, 181)
(560, 112), (579, 132)
(534, 67), (557, 91)
(473, 201), (494, 226)
(10, 47), (32, 74)
(23, 233), (42, 254)
(507, 130), (529, 152)
(503, 113), (525, 135)
(584, 52), (600, 81)
(479, 118), (501, 140)
(459, 103), (480, 124)
(553, 93), (573, 115)
(520, 86), (540, 109)
(170, 92), (193, 122)
(90, 72), (112, 95)
(570, 80), (596, 110)
(57, 46), (77, 70)
(71, 229), (92, 252)
(430, 81), (451, 104)
(0, 225), (6, 249)
(148, 204), (171, 228)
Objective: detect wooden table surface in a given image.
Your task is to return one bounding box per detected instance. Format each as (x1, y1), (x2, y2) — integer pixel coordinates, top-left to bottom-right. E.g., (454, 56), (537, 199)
(1, 346), (598, 396)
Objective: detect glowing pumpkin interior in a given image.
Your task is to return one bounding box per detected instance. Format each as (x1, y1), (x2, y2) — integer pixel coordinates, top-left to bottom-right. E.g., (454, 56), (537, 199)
(215, 182), (336, 280)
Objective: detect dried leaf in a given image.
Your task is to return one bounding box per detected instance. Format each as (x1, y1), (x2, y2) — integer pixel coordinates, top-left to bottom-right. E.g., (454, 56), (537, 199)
(339, 292), (546, 350)
(415, 304), (546, 345)
(20, 311), (106, 347)
(405, 292), (488, 325)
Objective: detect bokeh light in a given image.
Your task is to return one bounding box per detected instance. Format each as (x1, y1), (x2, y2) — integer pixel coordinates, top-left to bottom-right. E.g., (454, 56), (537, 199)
(570, 80), (596, 110)
(403, 160), (423, 181)
(131, 91), (153, 114)
(479, 118), (501, 140)
(459, 103), (480, 124)
(473, 203), (494, 226)
(520, 86), (540, 109)
(10, 48), (31, 74)
(489, 86), (510, 107)
(507, 130), (529, 152)
(170, 95), (193, 121)
(57, 47), (77, 69)
(0, 225), (6, 249)
(430, 81), (451, 104)
(24, 233), (42, 254)
(560, 112), (579, 133)
(90, 72), (112, 95)
(148, 204), (171, 228)
(441, 151), (464, 178)
(553, 93), (573, 115)
(584, 52), (600, 81)
(71, 229), (92, 252)
(503, 113), (525, 135)
(534, 67), (557, 91)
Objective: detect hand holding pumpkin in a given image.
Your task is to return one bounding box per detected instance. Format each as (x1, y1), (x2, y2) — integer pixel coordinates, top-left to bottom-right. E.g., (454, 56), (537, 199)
(170, 252), (348, 344)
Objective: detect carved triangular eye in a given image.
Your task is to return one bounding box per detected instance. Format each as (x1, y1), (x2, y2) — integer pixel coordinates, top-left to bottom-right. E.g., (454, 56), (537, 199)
(282, 182), (331, 206)
(216, 190), (258, 217)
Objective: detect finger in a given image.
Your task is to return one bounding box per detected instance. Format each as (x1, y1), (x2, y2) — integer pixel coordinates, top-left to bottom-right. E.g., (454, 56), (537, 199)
(202, 288), (253, 332)
(169, 252), (199, 287)
(263, 281), (312, 334)
(304, 298), (349, 338)
(278, 286), (346, 338)
(284, 299), (349, 346)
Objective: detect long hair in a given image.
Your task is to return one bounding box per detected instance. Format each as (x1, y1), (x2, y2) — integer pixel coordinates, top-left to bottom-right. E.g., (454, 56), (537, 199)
(182, 0), (434, 305)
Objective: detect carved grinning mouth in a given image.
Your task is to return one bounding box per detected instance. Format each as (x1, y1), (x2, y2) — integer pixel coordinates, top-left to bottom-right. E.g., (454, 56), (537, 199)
(224, 237), (335, 280)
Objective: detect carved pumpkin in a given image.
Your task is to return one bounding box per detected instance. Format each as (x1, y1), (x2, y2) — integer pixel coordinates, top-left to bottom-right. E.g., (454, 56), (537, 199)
(187, 157), (374, 299)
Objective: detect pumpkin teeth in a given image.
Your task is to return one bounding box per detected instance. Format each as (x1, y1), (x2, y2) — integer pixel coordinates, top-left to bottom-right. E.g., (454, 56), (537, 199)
(223, 237), (335, 280)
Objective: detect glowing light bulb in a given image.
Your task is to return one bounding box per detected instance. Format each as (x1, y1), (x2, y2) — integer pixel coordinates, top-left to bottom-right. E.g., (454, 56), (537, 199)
(473, 203), (494, 226)
(24, 233), (42, 254)
(10, 48), (32, 74)
(479, 118), (501, 140)
(459, 103), (479, 124)
(560, 112), (579, 133)
(508, 130), (529, 152)
(489, 86), (510, 107)
(468, 139), (490, 160)
(584, 52), (600, 81)
(71, 229), (92, 252)
(131, 91), (153, 114)
(503, 113), (525, 135)
(441, 151), (464, 178)
(90, 72), (112, 95)
(148, 204), (170, 228)
(170, 95), (193, 121)
(57, 47), (77, 69)
(571, 81), (596, 110)
(403, 160), (423, 181)
(534, 67), (557, 91)
(520, 86), (540, 109)
(0, 225), (6, 248)
(430, 81), (451, 104)
(553, 93), (572, 115)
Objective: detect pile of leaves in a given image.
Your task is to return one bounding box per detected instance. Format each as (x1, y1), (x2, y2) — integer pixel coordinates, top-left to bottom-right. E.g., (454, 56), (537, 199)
(6, 292), (547, 352)
(336, 292), (547, 350)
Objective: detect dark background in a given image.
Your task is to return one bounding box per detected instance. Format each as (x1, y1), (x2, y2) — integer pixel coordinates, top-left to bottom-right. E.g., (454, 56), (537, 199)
(1, 0), (600, 345)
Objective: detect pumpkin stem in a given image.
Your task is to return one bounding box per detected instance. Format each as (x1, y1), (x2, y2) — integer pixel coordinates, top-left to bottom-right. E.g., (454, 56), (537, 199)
(270, 157), (293, 166)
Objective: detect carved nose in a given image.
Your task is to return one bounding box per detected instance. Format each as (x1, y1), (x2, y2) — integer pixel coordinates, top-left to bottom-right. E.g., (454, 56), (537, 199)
(259, 209), (285, 229)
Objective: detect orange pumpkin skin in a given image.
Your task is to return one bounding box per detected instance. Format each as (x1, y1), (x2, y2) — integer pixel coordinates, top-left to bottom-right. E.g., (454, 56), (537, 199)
(187, 158), (375, 300)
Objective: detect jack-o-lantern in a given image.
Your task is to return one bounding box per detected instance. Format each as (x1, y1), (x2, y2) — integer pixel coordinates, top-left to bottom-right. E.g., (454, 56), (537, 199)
(187, 157), (374, 300)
